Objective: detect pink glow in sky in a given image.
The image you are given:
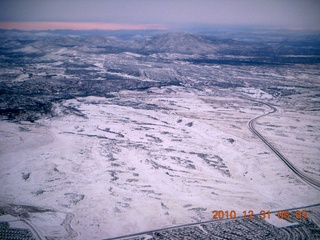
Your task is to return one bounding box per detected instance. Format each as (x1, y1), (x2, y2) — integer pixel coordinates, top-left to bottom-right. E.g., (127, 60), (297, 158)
(0, 22), (167, 31)
(0, 1), (319, 30)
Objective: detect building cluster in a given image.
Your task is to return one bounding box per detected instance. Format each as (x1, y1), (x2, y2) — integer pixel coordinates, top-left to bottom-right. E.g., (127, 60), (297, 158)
(123, 216), (319, 240)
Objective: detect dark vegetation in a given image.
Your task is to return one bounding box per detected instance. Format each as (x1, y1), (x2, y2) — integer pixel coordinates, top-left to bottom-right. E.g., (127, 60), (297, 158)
(0, 78), (180, 121)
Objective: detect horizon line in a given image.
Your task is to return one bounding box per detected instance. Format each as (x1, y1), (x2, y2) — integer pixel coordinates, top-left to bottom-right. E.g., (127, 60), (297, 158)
(0, 21), (319, 32)
(0, 21), (168, 31)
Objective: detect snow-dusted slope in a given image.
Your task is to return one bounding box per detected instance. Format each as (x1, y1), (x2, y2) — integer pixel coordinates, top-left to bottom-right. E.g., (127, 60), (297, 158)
(138, 32), (218, 54)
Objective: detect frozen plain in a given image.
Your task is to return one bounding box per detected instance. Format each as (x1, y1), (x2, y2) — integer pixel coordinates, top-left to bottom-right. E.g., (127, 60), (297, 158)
(0, 32), (320, 239)
(1, 86), (320, 238)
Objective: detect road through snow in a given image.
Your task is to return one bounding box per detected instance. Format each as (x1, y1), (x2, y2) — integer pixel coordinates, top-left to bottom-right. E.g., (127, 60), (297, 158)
(247, 99), (320, 191)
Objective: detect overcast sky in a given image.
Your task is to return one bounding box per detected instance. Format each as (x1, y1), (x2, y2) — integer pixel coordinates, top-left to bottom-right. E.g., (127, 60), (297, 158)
(0, 0), (319, 30)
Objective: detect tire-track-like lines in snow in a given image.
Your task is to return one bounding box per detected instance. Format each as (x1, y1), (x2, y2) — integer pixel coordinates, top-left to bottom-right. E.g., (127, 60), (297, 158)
(247, 99), (320, 191)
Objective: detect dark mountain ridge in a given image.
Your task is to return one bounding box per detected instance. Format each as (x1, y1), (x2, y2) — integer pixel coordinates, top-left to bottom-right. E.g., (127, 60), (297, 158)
(136, 32), (219, 54)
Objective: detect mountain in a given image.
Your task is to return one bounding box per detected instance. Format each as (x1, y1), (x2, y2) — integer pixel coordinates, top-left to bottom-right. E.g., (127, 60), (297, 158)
(137, 32), (218, 54)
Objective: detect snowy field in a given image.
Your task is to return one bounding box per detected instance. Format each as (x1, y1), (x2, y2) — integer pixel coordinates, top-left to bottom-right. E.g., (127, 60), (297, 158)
(0, 32), (319, 239)
(1, 84), (319, 239)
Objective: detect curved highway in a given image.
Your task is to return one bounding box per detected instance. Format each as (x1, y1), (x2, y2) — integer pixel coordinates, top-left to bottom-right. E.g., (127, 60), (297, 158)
(248, 99), (320, 191)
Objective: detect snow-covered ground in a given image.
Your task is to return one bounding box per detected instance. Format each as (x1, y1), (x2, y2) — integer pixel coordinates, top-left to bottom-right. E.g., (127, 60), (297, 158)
(1, 85), (319, 239)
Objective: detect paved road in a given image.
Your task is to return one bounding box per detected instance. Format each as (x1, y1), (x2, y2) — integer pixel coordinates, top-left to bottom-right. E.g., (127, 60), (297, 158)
(248, 99), (320, 191)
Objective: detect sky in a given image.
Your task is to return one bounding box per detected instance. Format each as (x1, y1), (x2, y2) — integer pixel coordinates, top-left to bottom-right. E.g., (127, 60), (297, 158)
(0, 0), (319, 31)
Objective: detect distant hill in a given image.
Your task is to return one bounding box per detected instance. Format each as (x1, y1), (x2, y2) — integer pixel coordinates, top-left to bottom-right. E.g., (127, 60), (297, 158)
(136, 32), (219, 54)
